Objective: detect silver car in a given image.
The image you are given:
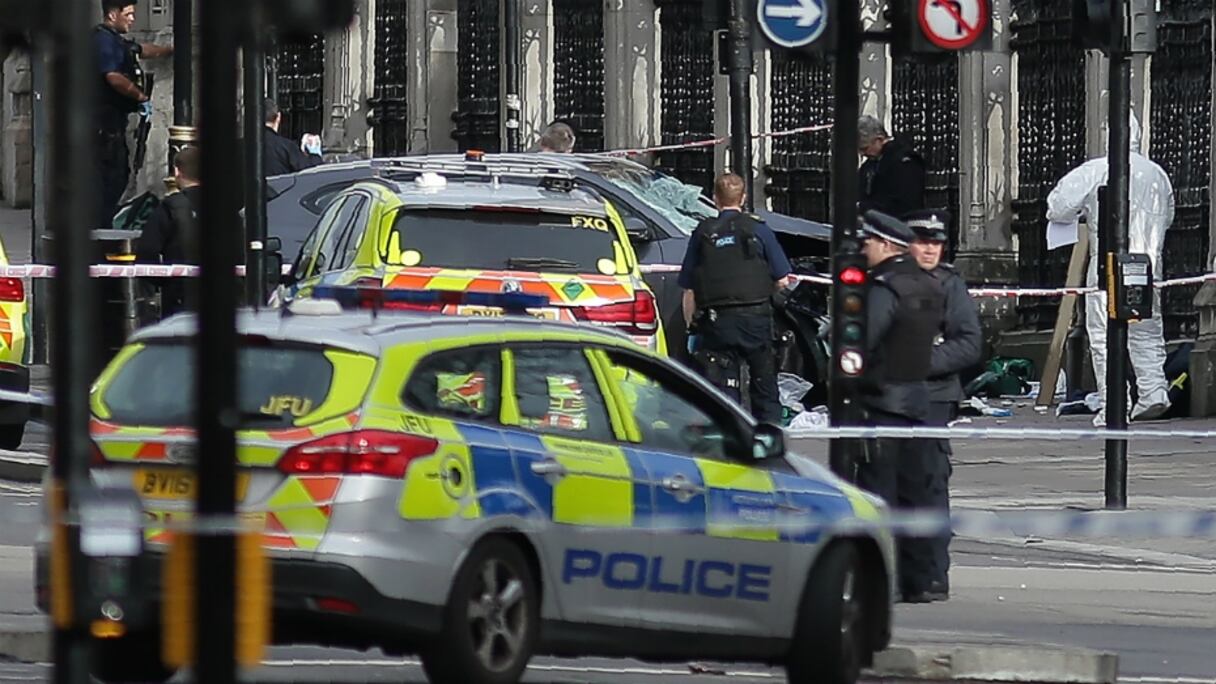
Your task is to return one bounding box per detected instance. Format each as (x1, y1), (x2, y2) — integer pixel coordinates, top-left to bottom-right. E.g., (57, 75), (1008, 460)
(37, 300), (894, 684)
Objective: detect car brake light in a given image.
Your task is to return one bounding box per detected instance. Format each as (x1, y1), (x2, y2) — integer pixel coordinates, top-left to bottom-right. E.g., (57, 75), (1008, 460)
(314, 597), (360, 614)
(0, 278), (24, 303)
(90, 442), (106, 467)
(572, 291), (658, 335)
(277, 430), (439, 478)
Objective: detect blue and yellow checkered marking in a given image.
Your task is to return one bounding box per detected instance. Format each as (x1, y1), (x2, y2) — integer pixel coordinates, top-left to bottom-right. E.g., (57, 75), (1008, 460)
(404, 423), (877, 545)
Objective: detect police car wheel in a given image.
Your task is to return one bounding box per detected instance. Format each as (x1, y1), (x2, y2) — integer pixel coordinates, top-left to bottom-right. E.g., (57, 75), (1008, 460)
(785, 543), (865, 684)
(90, 631), (176, 683)
(421, 537), (539, 684)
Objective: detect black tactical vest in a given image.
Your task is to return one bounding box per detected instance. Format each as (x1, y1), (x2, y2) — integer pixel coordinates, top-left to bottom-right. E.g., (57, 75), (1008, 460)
(95, 25), (144, 128)
(869, 255), (945, 383)
(691, 213), (774, 309)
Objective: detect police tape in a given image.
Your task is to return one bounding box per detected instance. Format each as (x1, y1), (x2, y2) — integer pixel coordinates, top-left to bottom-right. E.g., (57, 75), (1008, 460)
(784, 424), (1216, 441)
(600, 123), (834, 158)
(637, 265), (1216, 298)
(0, 263), (294, 279)
(59, 505), (1216, 540)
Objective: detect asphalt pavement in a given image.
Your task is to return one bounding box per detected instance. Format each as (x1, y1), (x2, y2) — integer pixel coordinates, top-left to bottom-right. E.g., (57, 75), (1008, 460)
(1, 206), (1214, 682)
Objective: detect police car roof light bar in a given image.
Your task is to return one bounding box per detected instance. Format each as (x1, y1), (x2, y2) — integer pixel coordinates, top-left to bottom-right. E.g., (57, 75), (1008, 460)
(370, 158), (574, 182)
(311, 285), (551, 315)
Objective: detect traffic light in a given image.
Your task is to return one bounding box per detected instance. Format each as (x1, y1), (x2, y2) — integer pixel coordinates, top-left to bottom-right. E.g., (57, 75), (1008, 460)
(1072, 0), (1156, 54)
(887, 0), (993, 56)
(831, 251), (868, 385)
(261, 0), (356, 37)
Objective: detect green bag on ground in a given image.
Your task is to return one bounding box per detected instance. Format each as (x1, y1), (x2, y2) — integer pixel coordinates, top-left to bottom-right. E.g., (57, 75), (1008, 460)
(963, 357), (1036, 398)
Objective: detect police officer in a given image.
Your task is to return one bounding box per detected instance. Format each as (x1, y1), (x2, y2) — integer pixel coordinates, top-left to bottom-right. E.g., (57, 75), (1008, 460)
(858, 115), (926, 219)
(905, 209), (983, 602)
(855, 210), (945, 603)
(94, 0), (173, 227)
(136, 146), (201, 318)
(678, 173), (794, 423)
(264, 99), (324, 177)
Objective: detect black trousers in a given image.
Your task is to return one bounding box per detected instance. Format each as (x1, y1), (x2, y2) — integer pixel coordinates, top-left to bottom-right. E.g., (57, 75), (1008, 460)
(698, 307), (781, 424)
(924, 401), (954, 590)
(856, 409), (944, 596)
(96, 129), (130, 229)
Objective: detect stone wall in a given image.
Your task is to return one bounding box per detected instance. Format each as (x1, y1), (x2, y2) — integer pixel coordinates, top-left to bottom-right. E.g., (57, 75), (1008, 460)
(1, 47), (32, 208)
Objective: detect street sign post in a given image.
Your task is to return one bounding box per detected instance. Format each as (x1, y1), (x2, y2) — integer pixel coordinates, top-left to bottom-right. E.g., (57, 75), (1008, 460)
(917, 0), (990, 50)
(757, 0), (828, 48)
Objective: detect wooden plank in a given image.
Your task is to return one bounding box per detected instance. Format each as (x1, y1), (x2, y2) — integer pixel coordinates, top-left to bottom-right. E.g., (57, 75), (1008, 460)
(1036, 226), (1091, 407)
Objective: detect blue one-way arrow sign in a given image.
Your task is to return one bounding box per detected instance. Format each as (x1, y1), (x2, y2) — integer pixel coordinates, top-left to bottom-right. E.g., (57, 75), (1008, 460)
(757, 0), (828, 48)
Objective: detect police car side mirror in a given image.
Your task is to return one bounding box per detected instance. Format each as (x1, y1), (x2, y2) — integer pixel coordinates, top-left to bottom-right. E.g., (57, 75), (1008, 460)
(751, 423), (786, 460)
(623, 217), (653, 244)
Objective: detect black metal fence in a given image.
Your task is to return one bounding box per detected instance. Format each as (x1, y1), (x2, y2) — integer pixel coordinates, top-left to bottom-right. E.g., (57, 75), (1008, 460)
(273, 34), (325, 142)
(1010, 0), (1087, 330)
(766, 51), (834, 223)
(371, 0), (410, 156)
(892, 55), (961, 253)
(553, 0), (605, 153)
(1151, 0), (1213, 341)
(655, 0), (716, 193)
(453, 0), (501, 152)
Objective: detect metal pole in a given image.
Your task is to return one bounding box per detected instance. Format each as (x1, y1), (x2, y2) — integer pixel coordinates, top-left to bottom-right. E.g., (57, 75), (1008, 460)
(243, 25), (267, 307)
(503, 0), (522, 152)
(48, 0), (99, 679)
(196, 0), (240, 679)
(1104, 0), (1131, 510)
(828, 0), (862, 481)
(173, 0), (193, 127)
(168, 0), (195, 182)
(31, 48), (49, 365)
(726, 0), (754, 208)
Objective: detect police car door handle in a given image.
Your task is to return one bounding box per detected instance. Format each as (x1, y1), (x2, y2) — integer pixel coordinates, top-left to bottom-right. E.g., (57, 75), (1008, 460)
(530, 459), (567, 479)
(660, 475), (703, 495)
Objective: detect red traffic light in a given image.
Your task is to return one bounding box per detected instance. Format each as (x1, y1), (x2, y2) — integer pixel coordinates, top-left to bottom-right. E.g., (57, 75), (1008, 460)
(839, 266), (866, 286)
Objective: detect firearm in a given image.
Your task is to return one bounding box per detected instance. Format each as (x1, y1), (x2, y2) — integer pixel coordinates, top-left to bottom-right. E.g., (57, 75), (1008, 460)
(133, 72), (155, 171)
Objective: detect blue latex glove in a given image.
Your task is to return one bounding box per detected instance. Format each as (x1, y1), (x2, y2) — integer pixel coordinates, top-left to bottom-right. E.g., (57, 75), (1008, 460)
(138, 100), (153, 118)
(302, 135), (322, 156)
(686, 334), (700, 355)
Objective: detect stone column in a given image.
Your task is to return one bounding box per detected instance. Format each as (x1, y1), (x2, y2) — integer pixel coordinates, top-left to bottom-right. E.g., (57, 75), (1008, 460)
(324, 0), (372, 154)
(954, 0), (1016, 328)
(1, 48), (33, 208)
(1210, 11), (1216, 268)
(406, 0), (458, 153)
(1086, 52), (1151, 156)
(603, 0), (661, 151)
(516, 0), (554, 147)
(859, 0), (889, 120)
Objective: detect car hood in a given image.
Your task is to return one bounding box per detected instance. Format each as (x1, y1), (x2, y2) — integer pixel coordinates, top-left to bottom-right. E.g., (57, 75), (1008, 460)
(754, 210), (832, 241)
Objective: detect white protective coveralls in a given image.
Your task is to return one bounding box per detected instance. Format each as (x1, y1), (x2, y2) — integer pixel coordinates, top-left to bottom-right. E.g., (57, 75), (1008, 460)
(1045, 114), (1174, 423)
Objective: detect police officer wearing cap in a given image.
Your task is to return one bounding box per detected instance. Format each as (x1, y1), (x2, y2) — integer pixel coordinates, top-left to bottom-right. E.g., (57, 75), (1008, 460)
(679, 172), (794, 423)
(904, 209), (982, 602)
(856, 209), (945, 603)
(93, 0), (173, 228)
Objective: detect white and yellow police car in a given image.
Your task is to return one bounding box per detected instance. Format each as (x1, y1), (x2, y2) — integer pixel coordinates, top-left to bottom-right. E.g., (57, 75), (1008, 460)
(37, 288), (894, 684)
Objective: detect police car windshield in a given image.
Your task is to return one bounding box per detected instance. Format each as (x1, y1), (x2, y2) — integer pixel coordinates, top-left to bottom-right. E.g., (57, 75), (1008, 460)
(586, 162), (716, 235)
(101, 343), (337, 429)
(385, 208), (626, 274)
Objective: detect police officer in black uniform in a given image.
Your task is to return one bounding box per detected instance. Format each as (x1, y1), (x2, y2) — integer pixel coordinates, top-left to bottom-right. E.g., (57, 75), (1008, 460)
(678, 173), (794, 423)
(905, 209), (982, 602)
(93, 0), (173, 227)
(855, 210), (946, 603)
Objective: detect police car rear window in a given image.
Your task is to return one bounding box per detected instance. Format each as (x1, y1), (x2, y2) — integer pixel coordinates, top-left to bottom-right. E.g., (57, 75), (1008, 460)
(403, 347), (501, 422)
(102, 343), (336, 429)
(384, 208), (625, 275)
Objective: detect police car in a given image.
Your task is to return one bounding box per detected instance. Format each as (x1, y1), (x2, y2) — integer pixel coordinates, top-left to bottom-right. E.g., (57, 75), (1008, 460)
(282, 159), (667, 354)
(37, 290), (893, 684)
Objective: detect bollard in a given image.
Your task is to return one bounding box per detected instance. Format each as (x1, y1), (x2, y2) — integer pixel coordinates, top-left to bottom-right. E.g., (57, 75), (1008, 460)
(166, 125), (198, 193)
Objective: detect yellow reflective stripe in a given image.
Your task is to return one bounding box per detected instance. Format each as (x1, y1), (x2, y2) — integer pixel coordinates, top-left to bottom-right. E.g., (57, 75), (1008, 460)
(584, 350), (634, 442)
(400, 442), (481, 520)
(841, 484), (881, 521)
(603, 200), (639, 272)
(500, 348), (521, 426)
(544, 435), (632, 527)
(696, 460), (779, 541)
(428, 271), (477, 291)
(91, 343), (145, 420)
(265, 478), (329, 551)
(295, 350), (376, 428)
(98, 442), (142, 462)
